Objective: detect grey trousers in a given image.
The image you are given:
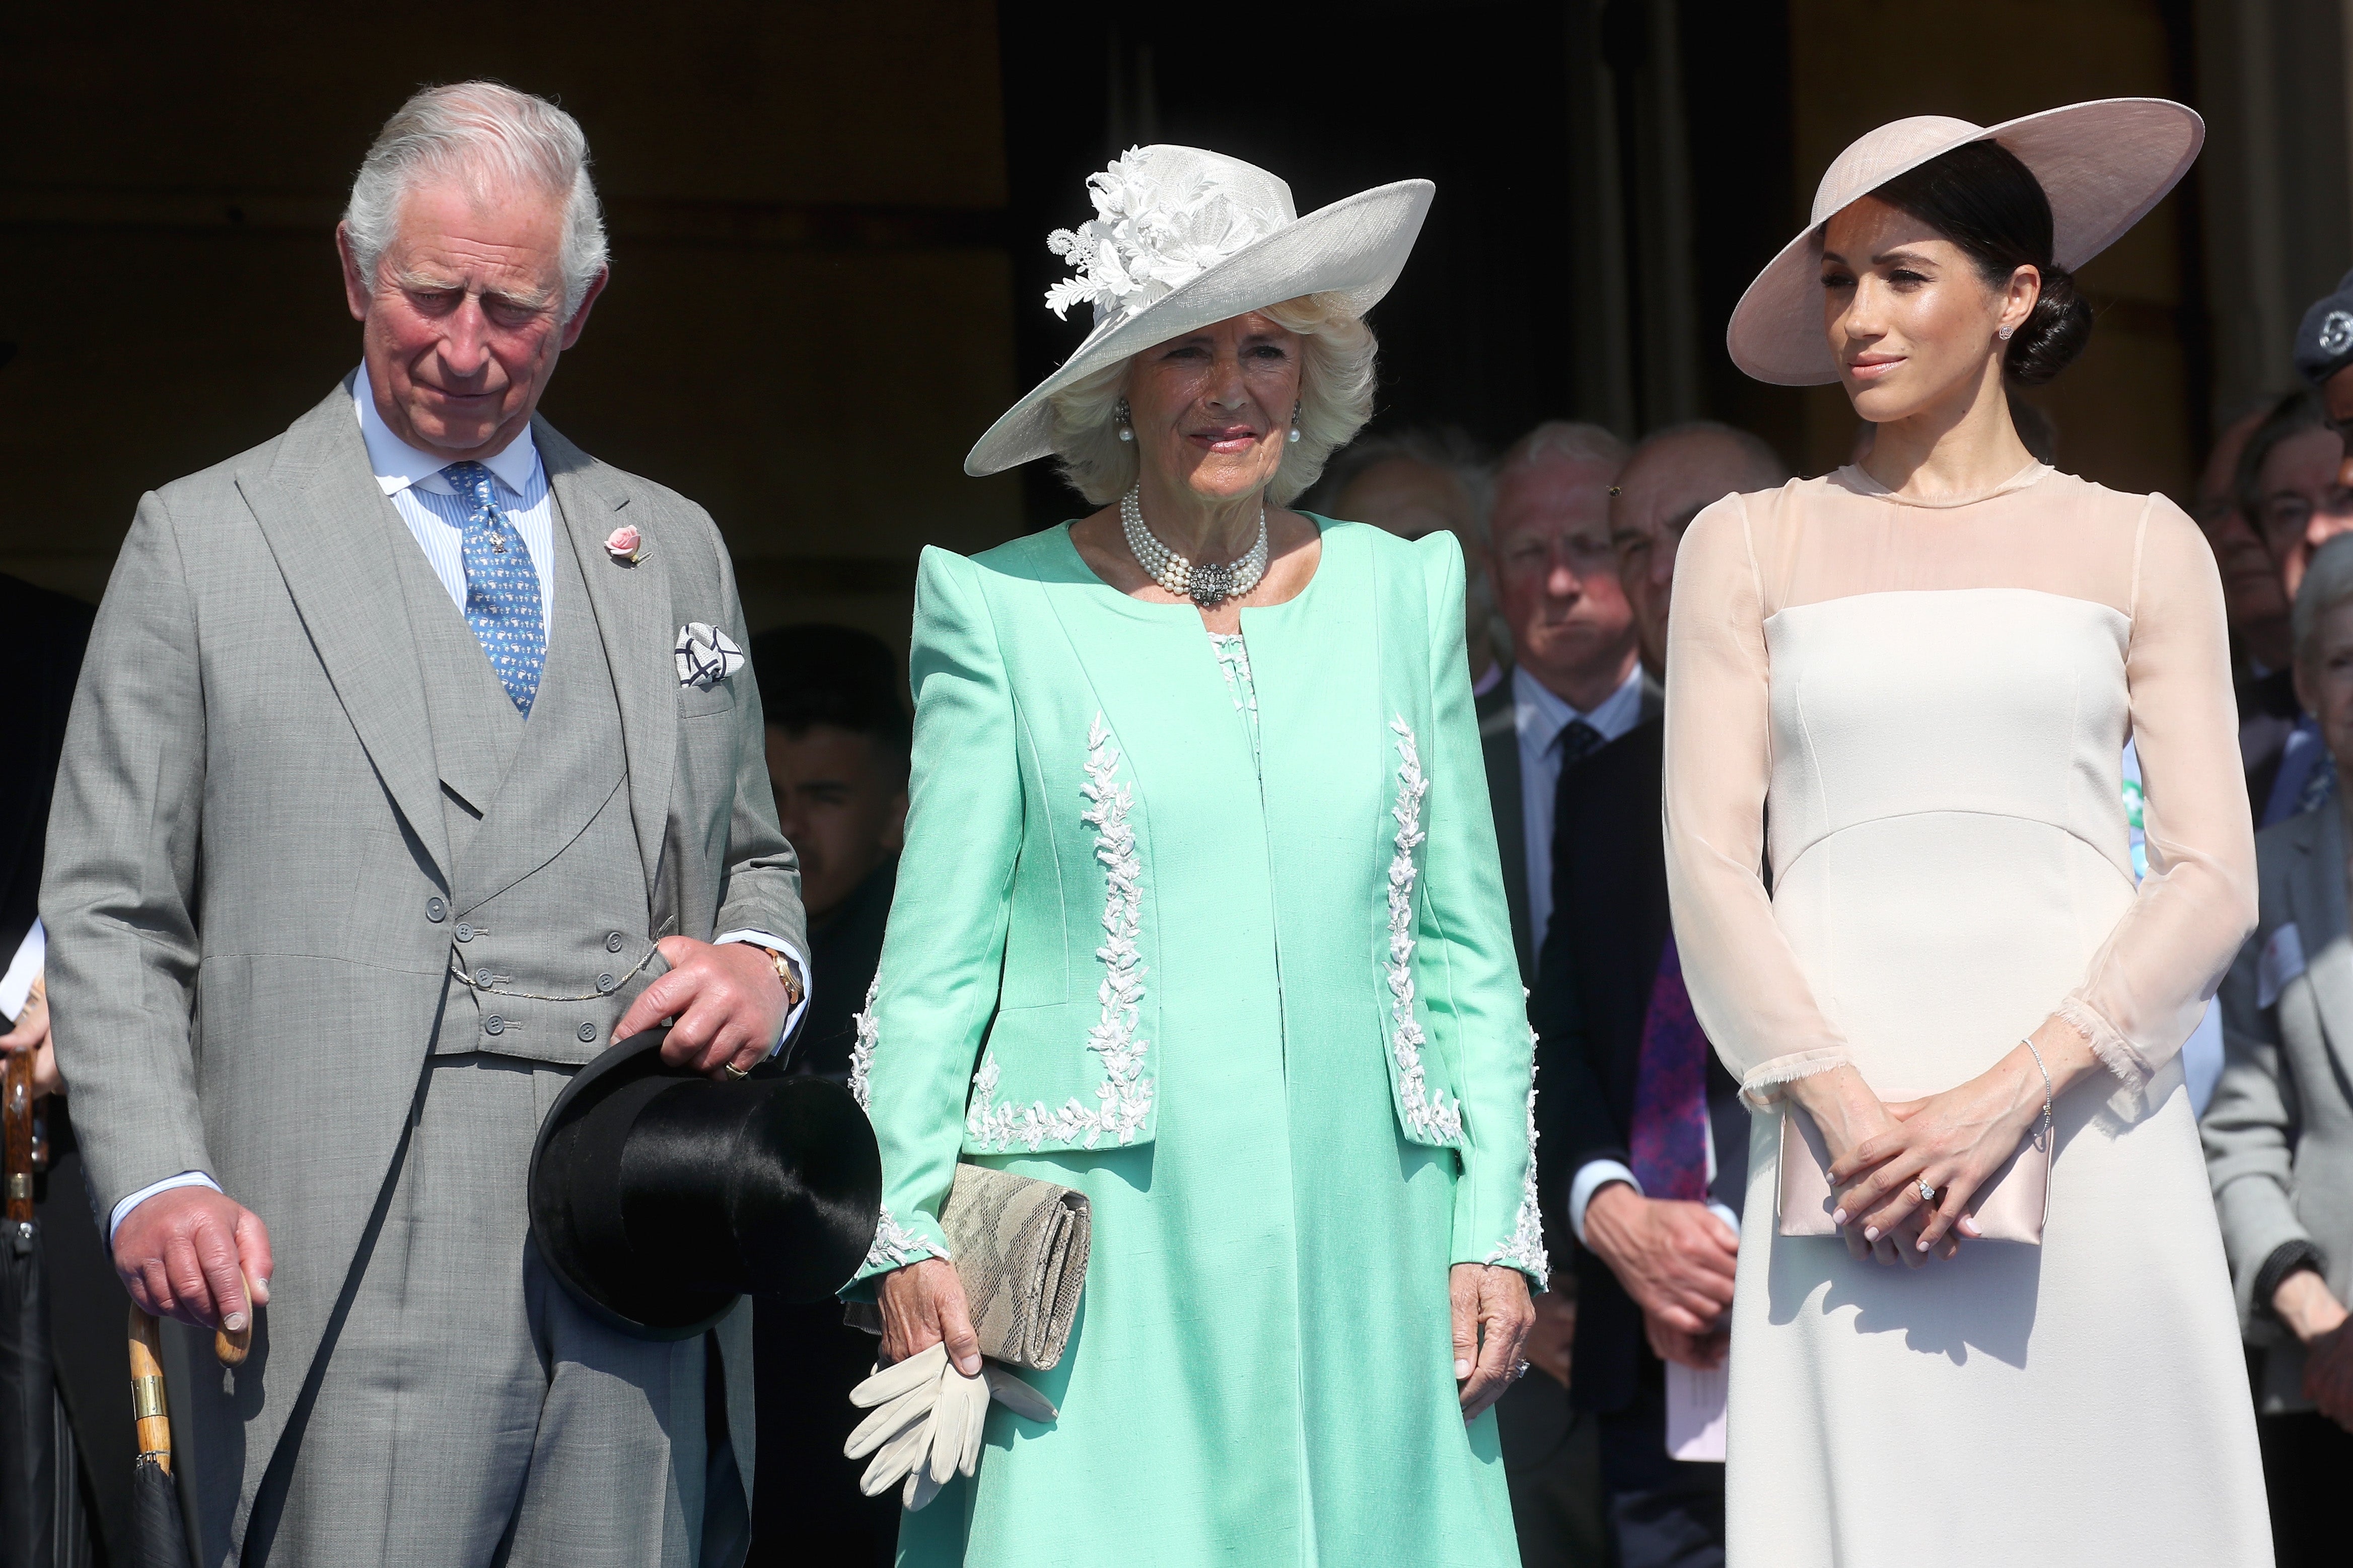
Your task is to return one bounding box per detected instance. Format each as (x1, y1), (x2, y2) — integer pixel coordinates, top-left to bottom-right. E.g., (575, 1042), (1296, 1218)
(254, 1055), (746, 1567)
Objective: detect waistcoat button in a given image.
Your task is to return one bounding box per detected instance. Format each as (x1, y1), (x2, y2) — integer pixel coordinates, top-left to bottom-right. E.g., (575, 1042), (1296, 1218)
(483, 1015), (505, 1036)
(455, 923), (474, 942)
(425, 897), (447, 923)
(605, 932), (625, 953)
(597, 973), (617, 993)
(578, 1022), (598, 1043)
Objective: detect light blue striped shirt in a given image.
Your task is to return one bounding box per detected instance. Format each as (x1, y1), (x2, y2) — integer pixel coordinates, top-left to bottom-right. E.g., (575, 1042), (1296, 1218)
(351, 368), (556, 620)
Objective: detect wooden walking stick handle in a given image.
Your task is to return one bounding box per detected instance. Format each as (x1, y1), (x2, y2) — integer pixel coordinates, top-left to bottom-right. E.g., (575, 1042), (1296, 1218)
(2, 1046), (31, 1226)
(129, 1306), (173, 1474)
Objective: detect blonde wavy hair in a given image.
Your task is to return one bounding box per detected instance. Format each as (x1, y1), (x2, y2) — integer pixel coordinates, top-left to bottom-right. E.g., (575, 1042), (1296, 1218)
(1045, 292), (1379, 506)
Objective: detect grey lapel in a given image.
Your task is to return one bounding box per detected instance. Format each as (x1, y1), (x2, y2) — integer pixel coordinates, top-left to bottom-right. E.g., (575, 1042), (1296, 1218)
(236, 387), (451, 883)
(537, 419), (677, 916)
(2286, 805), (2353, 1083)
(1477, 675), (1532, 978)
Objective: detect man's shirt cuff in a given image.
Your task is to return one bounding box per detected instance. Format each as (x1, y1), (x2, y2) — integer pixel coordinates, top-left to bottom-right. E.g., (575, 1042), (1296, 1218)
(1570, 1159), (1642, 1248)
(110, 1171), (223, 1245)
(713, 930), (810, 1056)
(1, 919), (43, 1020)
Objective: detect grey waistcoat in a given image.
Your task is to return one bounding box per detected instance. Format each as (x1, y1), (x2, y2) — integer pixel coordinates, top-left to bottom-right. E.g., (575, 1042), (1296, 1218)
(387, 512), (659, 1065)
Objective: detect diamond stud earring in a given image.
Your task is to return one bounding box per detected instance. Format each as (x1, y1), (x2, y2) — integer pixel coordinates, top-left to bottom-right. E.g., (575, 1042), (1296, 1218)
(1997, 325), (2015, 341)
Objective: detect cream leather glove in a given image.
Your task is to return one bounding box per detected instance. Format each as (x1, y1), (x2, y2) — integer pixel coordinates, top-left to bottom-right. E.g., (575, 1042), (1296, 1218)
(844, 1342), (1058, 1509)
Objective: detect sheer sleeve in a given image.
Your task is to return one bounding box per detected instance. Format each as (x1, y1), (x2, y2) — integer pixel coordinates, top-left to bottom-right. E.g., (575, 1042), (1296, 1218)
(2056, 496), (2258, 1102)
(1662, 493), (1855, 1104)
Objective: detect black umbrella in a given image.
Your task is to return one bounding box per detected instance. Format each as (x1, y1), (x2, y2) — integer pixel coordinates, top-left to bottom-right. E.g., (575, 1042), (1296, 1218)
(127, 1309), (191, 1568)
(0, 1046), (62, 1568)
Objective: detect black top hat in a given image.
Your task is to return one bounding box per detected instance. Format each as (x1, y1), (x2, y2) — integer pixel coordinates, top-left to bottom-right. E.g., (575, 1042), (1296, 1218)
(529, 1028), (882, 1339)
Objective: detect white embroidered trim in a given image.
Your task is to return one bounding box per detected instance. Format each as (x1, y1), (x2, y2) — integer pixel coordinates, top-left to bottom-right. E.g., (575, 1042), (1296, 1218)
(866, 1205), (936, 1273)
(844, 977), (941, 1272)
(967, 714), (1156, 1151)
(1485, 1047), (1549, 1290)
(848, 975), (881, 1110)
(1386, 718), (1463, 1144)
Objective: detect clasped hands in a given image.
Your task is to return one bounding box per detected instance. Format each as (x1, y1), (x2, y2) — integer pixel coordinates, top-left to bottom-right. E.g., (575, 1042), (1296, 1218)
(1582, 1182), (1735, 1369)
(1795, 1037), (2065, 1269)
(112, 935), (787, 1333)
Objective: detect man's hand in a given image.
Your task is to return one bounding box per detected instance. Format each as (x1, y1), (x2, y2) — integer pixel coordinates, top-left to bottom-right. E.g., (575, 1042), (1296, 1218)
(1524, 1288), (1576, 1388)
(1644, 1309), (1728, 1371)
(1582, 1183), (1737, 1334)
(612, 937), (789, 1079)
(114, 1186), (273, 1332)
(2276, 1269), (2353, 1431)
(0, 976), (60, 1099)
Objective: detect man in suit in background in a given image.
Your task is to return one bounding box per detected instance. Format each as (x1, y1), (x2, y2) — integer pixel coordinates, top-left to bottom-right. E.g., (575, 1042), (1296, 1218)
(1533, 423), (1789, 1568)
(748, 622), (908, 1567)
(1478, 421), (1642, 981)
(752, 624), (908, 1087)
(2208, 530), (2353, 1566)
(1309, 427), (1504, 693)
(43, 83), (806, 1565)
(1481, 419), (1631, 1567)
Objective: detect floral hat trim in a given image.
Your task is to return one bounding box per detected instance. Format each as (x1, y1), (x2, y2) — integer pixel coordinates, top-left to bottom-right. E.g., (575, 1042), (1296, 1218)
(1044, 147), (1291, 327)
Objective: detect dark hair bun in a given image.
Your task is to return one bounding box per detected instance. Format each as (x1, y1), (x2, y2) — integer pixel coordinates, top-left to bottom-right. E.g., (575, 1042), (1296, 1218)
(2006, 265), (2092, 386)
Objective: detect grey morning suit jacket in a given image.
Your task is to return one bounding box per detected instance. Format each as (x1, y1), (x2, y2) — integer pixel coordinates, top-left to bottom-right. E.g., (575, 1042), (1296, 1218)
(2208, 799), (2353, 1412)
(39, 386), (804, 1540)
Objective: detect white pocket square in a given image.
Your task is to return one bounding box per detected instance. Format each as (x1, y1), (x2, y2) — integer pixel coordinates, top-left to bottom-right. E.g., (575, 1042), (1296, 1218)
(675, 622), (745, 689)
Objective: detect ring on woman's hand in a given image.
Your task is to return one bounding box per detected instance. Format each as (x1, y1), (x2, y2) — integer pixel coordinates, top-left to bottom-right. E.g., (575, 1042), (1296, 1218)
(721, 1061), (751, 1082)
(1512, 1360), (1531, 1382)
(1916, 1177), (1938, 1204)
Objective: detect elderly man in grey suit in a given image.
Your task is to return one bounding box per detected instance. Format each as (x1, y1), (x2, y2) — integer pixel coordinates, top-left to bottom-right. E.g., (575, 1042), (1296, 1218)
(41, 83), (807, 1567)
(2209, 529), (2353, 1566)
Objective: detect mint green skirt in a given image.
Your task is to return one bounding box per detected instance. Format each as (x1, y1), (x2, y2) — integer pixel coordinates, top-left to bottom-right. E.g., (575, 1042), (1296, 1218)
(893, 984), (1522, 1566)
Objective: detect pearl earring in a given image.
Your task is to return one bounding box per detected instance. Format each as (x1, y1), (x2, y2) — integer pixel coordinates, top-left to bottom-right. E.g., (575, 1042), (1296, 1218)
(1288, 402), (1303, 444)
(1114, 397), (1134, 441)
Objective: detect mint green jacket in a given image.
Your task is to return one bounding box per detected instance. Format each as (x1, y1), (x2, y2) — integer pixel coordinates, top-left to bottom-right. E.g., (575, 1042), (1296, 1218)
(849, 518), (1545, 1288)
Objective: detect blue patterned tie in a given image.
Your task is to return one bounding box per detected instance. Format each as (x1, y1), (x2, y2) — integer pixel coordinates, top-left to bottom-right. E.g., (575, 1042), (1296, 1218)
(443, 461), (545, 717)
(2300, 750), (2338, 816)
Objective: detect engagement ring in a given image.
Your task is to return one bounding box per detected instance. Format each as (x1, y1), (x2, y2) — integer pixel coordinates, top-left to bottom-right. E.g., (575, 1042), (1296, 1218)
(1916, 1177), (1938, 1204)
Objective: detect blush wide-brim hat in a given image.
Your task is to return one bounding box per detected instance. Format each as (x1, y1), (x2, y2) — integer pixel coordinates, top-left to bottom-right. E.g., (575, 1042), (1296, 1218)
(1727, 98), (2203, 386)
(965, 144), (1434, 476)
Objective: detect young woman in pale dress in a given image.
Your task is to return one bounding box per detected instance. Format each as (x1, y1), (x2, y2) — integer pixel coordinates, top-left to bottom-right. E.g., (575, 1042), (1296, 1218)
(1666, 101), (2272, 1563)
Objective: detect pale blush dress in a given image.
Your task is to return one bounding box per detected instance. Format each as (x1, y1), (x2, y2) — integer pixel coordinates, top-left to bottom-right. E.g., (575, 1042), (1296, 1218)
(1663, 464), (2271, 1565)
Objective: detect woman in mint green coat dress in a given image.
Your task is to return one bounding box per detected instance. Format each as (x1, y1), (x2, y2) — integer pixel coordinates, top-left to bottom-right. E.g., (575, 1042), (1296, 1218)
(850, 145), (1544, 1567)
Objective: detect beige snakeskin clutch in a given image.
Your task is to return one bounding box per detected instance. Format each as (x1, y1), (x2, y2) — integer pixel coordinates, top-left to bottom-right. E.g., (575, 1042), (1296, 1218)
(847, 1163), (1092, 1370)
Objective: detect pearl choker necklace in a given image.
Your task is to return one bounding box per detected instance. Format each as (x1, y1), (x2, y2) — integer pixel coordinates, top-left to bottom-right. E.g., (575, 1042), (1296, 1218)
(1120, 486), (1269, 607)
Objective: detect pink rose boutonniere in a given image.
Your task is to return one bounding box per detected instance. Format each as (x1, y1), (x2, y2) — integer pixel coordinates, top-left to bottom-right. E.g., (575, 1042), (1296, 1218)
(604, 525), (646, 564)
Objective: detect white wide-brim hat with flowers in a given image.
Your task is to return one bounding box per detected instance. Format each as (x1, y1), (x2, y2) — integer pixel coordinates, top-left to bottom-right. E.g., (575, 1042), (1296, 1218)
(965, 145), (1434, 476)
(1728, 98), (2202, 386)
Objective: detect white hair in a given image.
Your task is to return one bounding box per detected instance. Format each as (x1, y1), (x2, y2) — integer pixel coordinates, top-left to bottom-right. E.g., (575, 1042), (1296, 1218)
(1496, 420), (1628, 484)
(2295, 532), (2353, 667)
(1045, 292), (1379, 507)
(343, 82), (608, 320)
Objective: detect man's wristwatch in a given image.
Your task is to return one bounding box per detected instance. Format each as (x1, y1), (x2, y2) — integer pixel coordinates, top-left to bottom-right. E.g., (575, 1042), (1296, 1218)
(747, 944), (804, 1012)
